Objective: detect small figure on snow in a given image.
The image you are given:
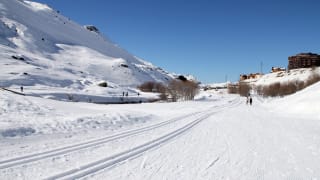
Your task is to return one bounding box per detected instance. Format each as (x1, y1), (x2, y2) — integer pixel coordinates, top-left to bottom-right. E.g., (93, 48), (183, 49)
(20, 86), (23, 93)
(249, 97), (253, 105)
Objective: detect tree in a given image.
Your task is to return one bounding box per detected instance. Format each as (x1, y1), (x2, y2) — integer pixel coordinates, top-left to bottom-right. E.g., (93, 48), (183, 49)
(167, 80), (199, 102)
(238, 82), (251, 97)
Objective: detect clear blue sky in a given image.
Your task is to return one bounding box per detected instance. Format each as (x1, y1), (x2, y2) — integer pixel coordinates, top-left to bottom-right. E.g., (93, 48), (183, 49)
(36, 0), (320, 83)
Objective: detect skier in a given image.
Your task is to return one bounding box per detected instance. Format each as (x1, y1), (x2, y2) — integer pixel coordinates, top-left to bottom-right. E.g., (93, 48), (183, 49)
(20, 86), (23, 93)
(249, 97), (253, 105)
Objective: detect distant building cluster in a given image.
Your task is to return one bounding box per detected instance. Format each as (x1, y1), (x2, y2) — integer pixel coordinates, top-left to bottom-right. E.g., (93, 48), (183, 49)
(238, 52), (320, 82)
(288, 53), (320, 70)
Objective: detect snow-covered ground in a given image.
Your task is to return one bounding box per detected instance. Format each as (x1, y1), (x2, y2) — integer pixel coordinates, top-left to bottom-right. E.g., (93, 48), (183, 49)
(1, 1), (320, 179)
(0, 82), (319, 180)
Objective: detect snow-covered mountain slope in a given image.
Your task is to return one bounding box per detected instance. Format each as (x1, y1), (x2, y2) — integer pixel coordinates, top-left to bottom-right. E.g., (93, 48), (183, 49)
(0, 0), (173, 92)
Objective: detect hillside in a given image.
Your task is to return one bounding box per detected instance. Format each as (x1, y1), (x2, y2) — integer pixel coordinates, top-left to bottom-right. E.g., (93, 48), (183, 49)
(0, 0), (174, 101)
(255, 68), (320, 86)
(266, 81), (320, 118)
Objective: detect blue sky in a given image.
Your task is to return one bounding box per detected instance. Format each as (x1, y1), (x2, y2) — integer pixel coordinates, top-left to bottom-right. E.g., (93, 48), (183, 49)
(36, 0), (320, 83)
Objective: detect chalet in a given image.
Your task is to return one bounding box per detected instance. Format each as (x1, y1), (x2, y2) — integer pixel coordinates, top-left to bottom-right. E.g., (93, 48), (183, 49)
(288, 53), (320, 70)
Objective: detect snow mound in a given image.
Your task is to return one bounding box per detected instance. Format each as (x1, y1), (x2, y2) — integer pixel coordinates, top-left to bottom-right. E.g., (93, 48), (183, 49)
(255, 68), (320, 86)
(267, 82), (320, 118)
(0, 90), (155, 137)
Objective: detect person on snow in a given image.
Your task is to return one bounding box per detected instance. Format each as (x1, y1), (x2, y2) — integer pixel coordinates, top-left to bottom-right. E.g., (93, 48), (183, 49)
(249, 96), (253, 105)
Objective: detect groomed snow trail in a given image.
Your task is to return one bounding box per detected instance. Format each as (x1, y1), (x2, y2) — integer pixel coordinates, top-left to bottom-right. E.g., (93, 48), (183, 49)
(1, 93), (320, 180)
(0, 111), (203, 170)
(91, 98), (320, 180)
(0, 96), (241, 179)
(45, 99), (241, 180)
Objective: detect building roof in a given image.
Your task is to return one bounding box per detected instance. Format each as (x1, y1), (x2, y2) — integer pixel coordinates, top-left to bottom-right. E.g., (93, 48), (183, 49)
(295, 52), (320, 57)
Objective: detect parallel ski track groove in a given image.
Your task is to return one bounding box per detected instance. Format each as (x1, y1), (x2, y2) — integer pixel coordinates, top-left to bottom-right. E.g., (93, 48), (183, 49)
(0, 111), (202, 169)
(0, 99), (239, 169)
(46, 98), (241, 180)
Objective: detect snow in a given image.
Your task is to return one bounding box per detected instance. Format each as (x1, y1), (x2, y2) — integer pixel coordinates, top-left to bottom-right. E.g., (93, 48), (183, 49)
(23, 1), (52, 12)
(0, 0), (174, 102)
(254, 68), (320, 86)
(0, 82), (320, 179)
(1, 0), (320, 179)
(267, 81), (320, 118)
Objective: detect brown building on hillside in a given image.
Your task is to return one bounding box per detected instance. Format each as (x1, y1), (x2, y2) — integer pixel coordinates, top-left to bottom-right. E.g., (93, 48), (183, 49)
(288, 53), (320, 70)
(271, 67), (286, 73)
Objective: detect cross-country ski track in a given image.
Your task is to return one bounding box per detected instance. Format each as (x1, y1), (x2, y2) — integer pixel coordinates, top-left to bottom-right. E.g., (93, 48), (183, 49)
(0, 97), (241, 179)
(1, 88), (320, 180)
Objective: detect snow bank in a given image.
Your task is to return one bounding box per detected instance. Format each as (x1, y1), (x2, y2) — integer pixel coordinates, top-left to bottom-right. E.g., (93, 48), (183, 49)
(266, 82), (320, 118)
(0, 90), (155, 138)
(255, 68), (320, 86)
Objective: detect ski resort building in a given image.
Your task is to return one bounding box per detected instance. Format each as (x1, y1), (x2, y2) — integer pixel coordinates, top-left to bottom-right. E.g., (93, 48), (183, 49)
(288, 53), (320, 70)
